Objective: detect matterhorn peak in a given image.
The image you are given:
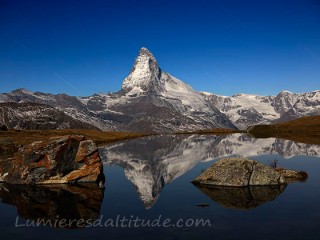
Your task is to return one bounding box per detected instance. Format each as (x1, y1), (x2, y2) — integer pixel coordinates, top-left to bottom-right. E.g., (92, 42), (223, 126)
(138, 47), (155, 58)
(121, 47), (163, 94)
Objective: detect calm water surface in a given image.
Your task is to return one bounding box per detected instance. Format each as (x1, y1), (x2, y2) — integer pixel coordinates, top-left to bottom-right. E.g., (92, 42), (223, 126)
(1, 134), (320, 239)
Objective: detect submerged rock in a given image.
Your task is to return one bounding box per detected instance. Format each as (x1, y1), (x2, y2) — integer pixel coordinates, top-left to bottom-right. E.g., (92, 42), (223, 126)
(0, 135), (105, 186)
(192, 158), (307, 186)
(194, 184), (286, 209)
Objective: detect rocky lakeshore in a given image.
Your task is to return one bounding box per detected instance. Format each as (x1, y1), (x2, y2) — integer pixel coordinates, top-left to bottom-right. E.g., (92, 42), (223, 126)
(0, 135), (105, 187)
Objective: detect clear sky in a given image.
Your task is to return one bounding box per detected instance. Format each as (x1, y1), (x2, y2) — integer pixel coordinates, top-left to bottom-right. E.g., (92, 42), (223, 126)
(1, 0), (319, 96)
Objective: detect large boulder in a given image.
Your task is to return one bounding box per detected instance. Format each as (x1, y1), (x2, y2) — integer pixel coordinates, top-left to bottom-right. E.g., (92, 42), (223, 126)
(192, 158), (307, 186)
(0, 135), (105, 186)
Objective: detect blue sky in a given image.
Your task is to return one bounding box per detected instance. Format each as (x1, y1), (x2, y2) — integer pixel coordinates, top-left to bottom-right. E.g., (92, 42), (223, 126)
(1, 0), (319, 96)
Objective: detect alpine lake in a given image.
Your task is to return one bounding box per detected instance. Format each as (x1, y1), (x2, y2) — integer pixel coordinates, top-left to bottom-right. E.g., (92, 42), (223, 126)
(1, 133), (320, 240)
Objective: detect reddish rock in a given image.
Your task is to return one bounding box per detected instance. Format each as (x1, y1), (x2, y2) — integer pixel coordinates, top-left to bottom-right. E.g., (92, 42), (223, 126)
(0, 135), (105, 186)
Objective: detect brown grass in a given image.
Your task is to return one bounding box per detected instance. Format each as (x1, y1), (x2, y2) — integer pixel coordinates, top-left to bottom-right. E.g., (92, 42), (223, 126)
(0, 129), (151, 147)
(248, 115), (320, 145)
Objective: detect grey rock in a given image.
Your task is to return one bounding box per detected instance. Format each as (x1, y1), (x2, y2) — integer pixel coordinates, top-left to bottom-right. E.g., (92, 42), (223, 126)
(249, 161), (285, 185)
(192, 158), (304, 186)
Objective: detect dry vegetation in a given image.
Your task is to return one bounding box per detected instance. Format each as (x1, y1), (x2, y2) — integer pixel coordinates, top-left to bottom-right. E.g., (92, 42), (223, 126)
(0, 129), (150, 146)
(248, 115), (320, 145)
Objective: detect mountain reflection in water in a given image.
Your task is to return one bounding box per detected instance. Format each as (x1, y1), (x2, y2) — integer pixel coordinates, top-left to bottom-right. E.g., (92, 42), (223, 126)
(0, 183), (104, 228)
(100, 134), (319, 208)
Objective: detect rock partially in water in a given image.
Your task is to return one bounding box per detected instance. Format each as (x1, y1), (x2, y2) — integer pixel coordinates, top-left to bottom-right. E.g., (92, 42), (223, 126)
(193, 184), (286, 209)
(276, 169), (308, 182)
(0, 183), (104, 228)
(192, 158), (307, 186)
(0, 135), (104, 186)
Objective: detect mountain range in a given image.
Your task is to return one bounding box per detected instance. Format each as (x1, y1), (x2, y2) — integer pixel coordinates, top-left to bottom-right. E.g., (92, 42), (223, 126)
(1, 47), (319, 132)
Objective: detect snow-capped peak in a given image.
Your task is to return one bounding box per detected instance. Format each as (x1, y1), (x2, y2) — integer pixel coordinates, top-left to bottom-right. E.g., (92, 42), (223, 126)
(121, 47), (162, 93)
(139, 47), (155, 58)
(200, 91), (213, 96)
(11, 88), (34, 95)
(279, 90), (293, 95)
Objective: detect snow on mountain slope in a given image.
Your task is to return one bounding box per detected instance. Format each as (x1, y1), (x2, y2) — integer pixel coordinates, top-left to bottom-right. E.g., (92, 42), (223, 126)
(122, 48), (219, 115)
(161, 73), (214, 113)
(122, 47), (163, 94)
(104, 47), (237, 132)
(206, 93), (279, 129)
(273, 90), (320, 122)
(0, 102), (98, 130)
(0, 89), (116, 131)
(205, 90), (320, 129)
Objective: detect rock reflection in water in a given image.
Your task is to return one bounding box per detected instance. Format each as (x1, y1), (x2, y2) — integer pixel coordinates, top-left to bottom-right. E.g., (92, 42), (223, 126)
(0, 183), (104, 228)
(193, 184), (286, 209)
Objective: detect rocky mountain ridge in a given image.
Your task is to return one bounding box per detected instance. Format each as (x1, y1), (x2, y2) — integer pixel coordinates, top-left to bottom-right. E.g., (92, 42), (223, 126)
(205, 90), (320, 129)
(0, 47), (319, 132)
(0, 102), (98, 130)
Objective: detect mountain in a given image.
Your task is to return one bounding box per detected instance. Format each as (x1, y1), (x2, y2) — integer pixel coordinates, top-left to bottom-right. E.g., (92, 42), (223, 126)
(103, 47), (236, 132)
(0, 102), (98, 130)
(205, 90), (320, 129)
(0, 89), (115, 131)
(0, 47), (319, 132)
(0, 48), (235, 132)
(99, 134), (320, 208)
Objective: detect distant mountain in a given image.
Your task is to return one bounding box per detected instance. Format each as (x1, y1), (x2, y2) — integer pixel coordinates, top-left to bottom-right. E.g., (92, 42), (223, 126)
(205, 90), (320, 129)
(100, 134), (320, 208)
(0, 89), (115, 131)
(0, 102), (98, 130)
(0, 47), (319, 132)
